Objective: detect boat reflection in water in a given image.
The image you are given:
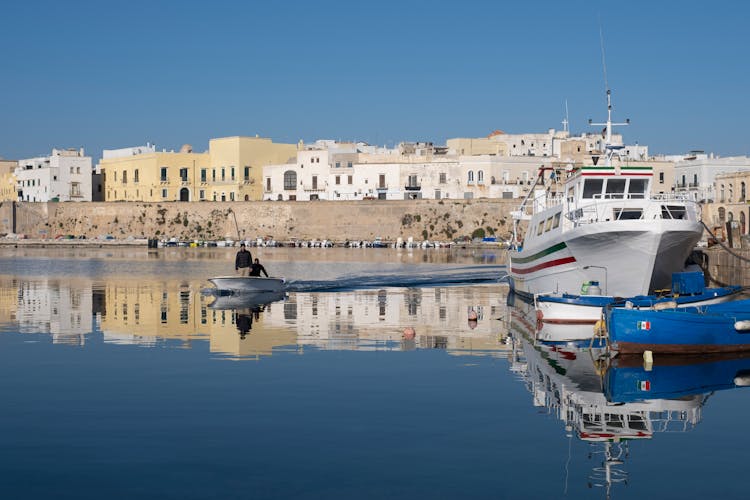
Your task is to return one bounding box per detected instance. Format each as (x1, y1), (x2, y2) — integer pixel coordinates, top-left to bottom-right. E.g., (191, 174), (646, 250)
(507, 302), (750, 498)
(207, 290), (288, 340)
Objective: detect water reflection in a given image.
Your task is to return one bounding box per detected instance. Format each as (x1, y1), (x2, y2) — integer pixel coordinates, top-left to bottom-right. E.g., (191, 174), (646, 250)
(0, 276), (508, 360)
(507, 301), (750, 499)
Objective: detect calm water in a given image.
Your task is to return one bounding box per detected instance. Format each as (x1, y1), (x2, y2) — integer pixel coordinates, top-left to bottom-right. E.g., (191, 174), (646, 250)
(0, 247), (748, 499)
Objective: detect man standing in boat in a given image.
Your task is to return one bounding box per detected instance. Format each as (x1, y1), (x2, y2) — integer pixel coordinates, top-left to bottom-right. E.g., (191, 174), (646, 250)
(249, 258), (269, 277)
(235, 243), (252, 276)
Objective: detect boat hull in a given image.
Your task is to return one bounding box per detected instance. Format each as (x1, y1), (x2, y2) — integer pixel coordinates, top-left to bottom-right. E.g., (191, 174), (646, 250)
(208, 276), (286, 293)
(537, 286), (742, 325)
(607, 300), (750, 354)
(509, 220), (703, 298)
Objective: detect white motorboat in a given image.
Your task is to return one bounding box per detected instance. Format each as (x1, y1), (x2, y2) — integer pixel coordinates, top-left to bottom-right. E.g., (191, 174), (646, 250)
(208, 276), (286, 293)
(508, 89), (703, 299)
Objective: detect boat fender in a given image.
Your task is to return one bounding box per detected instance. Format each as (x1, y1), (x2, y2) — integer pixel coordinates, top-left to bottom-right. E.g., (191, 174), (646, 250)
(536, 310), (544, 321)
(734, 373), (750, 386)
(652, 300), (677, 311)
(624, 301), (634, 309)
(734, 320), (750, 332)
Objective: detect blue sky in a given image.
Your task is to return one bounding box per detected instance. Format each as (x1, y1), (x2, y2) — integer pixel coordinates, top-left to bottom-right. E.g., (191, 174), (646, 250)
(1, 0), (748, 161)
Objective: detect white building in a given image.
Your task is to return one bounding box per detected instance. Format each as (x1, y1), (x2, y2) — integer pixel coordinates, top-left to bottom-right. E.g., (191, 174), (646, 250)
(672, 152), (750, 202)
(16, 148), (92, 202)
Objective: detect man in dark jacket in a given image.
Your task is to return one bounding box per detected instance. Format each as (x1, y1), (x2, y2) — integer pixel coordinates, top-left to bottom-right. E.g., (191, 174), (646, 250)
(235, 243), (252, 276)
(249, 258), (269, 277)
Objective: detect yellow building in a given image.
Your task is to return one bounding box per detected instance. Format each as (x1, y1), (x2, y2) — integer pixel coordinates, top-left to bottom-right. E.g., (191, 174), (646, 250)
(208, 136), (297, 201)
(0, 159), (17, 201)
(100, 137), (297, 202)
(101, 145), (211, 202)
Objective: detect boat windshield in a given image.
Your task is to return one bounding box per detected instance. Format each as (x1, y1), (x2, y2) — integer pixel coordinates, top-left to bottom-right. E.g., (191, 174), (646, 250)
(582, 179), (604, 198)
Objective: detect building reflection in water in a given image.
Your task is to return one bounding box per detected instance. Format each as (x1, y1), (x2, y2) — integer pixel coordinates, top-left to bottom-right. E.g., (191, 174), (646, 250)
(0, 277), (510, 360)
(507, 301), (750, 498)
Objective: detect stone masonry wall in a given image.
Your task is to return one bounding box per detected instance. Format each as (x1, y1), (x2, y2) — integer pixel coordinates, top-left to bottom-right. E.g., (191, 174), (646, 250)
(2, 199), (518, 243)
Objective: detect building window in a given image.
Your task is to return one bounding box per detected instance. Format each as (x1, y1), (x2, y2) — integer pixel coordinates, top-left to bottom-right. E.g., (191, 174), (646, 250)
(741, 182), (746, 201)
(439, 173), (446, 184)
(180, 168), (188, 182)
(231, 167), (235, 181)
(659, 172), (664, 184)
(478, 170), (484, 183)
(162, 188), (168, 198)
(201, 169), (207, 182)
(348, 175), (352, 185)
(244, 166), (250, 181)
(335, 176), (340, 185)
(122, 171), (128, 184)
(347, 161), (353, 168)
(134, 169), (139, 183)
(283, 170), (296, 190)
(230, 192), (235, 201)
(199, 189), (205, 200)
(160, 167), (168, 182)
(266, 178), (271, 192)
(468, 171), (474, 183)
(335, 162), (341, 168)
(76, 167), (81, 174)
(70, 182), (81, 197)
(221, 168), (225, 181)
(212, 169), (216, 182)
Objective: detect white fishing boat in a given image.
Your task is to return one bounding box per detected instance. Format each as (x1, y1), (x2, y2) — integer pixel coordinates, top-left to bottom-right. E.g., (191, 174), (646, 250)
(208, 276), (286, 293)
(508, 90), (703, 300)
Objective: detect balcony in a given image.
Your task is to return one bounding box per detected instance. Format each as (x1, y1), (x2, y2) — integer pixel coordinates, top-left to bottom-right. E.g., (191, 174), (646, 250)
(404, 184), (421, 191)
(376, 185), (388, 192)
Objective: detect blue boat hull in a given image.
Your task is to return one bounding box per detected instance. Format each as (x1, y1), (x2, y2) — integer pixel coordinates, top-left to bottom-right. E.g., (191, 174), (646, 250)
(606, 299), (750, 354)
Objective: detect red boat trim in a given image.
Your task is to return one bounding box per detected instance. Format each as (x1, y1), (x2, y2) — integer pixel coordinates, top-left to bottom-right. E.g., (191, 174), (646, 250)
(511, 256), (577, 275)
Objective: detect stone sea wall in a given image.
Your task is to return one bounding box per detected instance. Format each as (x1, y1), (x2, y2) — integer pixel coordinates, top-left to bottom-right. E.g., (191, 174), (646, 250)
(0, 199), (518, 243)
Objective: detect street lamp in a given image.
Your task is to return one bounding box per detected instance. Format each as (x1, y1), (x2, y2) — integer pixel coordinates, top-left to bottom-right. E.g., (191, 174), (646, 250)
(583, 265), (608, 295)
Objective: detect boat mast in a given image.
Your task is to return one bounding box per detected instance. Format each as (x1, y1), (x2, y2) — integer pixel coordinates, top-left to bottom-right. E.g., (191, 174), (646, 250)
(588, 26), (629, 167)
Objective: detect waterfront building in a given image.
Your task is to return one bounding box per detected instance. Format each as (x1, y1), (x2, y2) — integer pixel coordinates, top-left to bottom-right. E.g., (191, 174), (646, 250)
(100, 144), (209, 202)
(0, 158), (17, 202)
(15, 148), (92, 202)
(702, 170), (750, 236)
(208, 136), (297, 201)
(100, 137), (297, 202)
(672, 152), (750, 203)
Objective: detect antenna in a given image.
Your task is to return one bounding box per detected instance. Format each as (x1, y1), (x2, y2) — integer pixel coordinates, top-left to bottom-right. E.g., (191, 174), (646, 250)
(562, 99), (570, 133)
(599, 21), (609, 94)
(588, 19), (629, 167)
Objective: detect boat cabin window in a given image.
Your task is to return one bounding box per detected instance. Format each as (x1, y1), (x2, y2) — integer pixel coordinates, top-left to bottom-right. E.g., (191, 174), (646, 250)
(582, 179), (604, 199)
(536, 220), (545, 236)
(661, 205), (687, 220)
(552, 212), (561, 229)
(614, 208), (643, 220)
(605, 179), (626, 198)
(628, 178), (648, 198)
(544, 216), (553, 232)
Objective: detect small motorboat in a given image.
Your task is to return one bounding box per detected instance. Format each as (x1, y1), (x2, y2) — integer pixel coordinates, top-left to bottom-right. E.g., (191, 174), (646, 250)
(605, 298), (750, 355)
(208, 276), (286, 293)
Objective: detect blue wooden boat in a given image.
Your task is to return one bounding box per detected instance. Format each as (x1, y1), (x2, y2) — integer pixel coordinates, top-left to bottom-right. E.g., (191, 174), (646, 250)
(605, 353), (750, 403)
(606, 298), (750, 354)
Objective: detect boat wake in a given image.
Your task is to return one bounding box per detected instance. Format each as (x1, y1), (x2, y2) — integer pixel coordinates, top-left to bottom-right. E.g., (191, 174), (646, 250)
(284, 265), (506, 293)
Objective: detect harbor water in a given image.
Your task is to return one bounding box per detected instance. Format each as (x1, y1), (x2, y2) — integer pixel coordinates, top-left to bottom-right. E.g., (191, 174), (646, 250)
(0, 247), (748, 499)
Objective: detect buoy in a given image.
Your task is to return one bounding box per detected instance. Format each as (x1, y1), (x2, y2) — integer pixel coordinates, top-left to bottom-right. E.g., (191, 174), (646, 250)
(643, 350), (653, 365)
(734, 375), (750, 386)
(653, 300), (677, 311)
(734, 320), (750, 331)
(536, 309), (544, 321)
(468, 309), (478, 321)
(402, 327), (416, 339)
